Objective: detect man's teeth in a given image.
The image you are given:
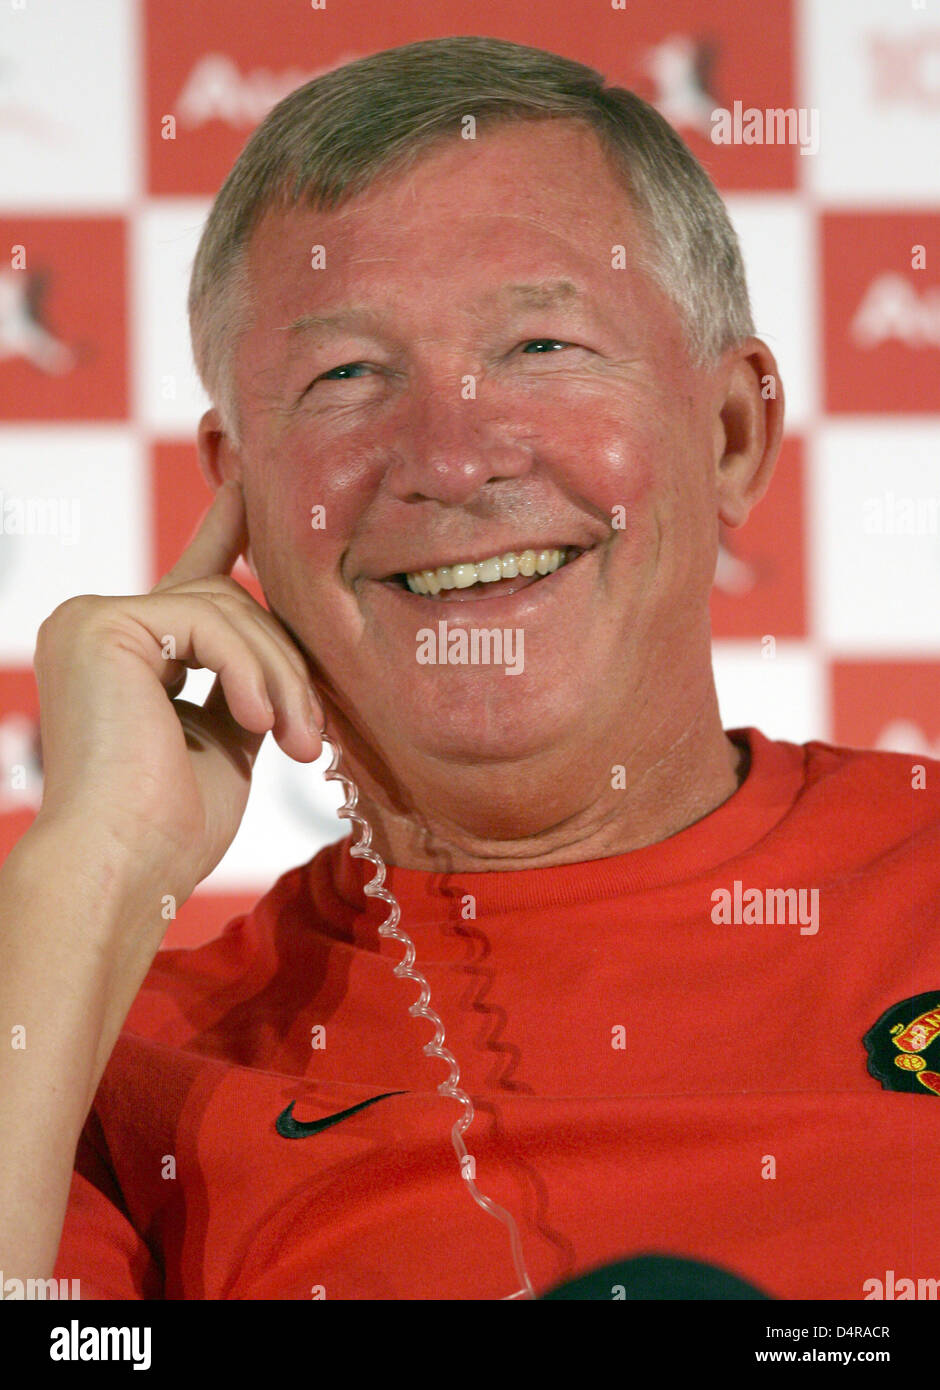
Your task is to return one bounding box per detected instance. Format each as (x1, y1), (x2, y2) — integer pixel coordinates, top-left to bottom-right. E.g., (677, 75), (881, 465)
(404, 547), (569, 595)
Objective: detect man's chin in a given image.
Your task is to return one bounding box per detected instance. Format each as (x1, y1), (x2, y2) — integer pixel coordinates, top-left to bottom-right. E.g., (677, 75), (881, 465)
(398, 705), (571, 766)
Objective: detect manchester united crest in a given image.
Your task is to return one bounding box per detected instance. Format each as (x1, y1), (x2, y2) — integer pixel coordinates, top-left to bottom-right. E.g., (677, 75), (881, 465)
(864, 992), (940, 1095)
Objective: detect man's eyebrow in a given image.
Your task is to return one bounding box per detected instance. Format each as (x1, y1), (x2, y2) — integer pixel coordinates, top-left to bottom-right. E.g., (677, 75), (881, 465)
(278, 306), (385, 337)
(476, 278), (585, 310)
(277, 280), (587, 337)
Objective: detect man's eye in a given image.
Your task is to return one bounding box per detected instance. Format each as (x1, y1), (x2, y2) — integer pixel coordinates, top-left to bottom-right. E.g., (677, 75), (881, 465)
(299, 361), (372, 400)
(318, 361), (371, 381)
(521, 339), (570, 353)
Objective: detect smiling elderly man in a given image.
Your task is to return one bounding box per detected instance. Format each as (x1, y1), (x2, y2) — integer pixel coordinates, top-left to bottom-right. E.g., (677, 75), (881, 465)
(1, 36), (938, 1303)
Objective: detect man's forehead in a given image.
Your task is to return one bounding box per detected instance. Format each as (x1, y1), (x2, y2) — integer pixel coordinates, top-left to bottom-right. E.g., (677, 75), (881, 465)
(277, 279), (586, 338)
(239, 125), (655, 359)
(250, 122), (637, 264)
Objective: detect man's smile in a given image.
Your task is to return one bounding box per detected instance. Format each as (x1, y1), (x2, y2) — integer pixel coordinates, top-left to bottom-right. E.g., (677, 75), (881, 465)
(400, 544), (581, 600)
(369, 541), (602, 617)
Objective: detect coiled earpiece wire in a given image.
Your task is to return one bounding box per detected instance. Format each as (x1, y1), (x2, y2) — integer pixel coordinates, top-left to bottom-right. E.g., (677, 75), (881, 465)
(320, 724), (536, 1301)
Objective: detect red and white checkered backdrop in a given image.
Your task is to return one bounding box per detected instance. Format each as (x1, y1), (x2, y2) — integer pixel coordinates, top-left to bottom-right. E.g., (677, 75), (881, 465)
(1, 0), (938, 948)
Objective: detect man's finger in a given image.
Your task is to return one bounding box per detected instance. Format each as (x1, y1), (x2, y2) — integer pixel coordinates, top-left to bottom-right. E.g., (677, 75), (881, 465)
(152, 481), (248, 593)
(174, 680), (266, 772)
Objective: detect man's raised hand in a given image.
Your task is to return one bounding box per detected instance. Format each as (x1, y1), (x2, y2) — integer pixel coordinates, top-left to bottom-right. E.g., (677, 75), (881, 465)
(32, 480), (323, 906)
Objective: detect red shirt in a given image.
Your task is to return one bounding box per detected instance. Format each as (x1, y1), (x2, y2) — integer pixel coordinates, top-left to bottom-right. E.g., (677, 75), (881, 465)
(54, 727), (940, 1299)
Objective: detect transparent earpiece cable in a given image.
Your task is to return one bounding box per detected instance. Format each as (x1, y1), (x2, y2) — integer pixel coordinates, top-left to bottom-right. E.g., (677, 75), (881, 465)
(320, 726), (536, 1301)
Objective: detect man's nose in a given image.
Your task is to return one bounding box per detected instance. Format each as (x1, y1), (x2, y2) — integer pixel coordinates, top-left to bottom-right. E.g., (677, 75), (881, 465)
(383, 371), (535, 506)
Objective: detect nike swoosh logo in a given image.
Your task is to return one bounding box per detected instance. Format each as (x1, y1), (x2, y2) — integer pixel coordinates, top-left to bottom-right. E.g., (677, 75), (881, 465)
(275, 1091), (407, 1139)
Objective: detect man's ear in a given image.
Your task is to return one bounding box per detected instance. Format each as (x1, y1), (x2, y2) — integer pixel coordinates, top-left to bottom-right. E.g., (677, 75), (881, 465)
(713, 338), (785, 529)
(196, 407), (237, 492)
(196, 407), (257, 576)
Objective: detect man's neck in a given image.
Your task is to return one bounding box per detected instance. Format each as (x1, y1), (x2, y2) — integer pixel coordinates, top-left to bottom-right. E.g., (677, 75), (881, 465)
(345, 695), (748, 874)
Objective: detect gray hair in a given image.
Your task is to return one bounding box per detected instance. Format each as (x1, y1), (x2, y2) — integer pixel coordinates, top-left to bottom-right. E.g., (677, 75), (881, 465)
(188, 35), (754, 446)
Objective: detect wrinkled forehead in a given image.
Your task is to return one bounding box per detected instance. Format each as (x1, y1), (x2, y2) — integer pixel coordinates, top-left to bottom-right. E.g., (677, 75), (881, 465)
(242, 119), (649, 304)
